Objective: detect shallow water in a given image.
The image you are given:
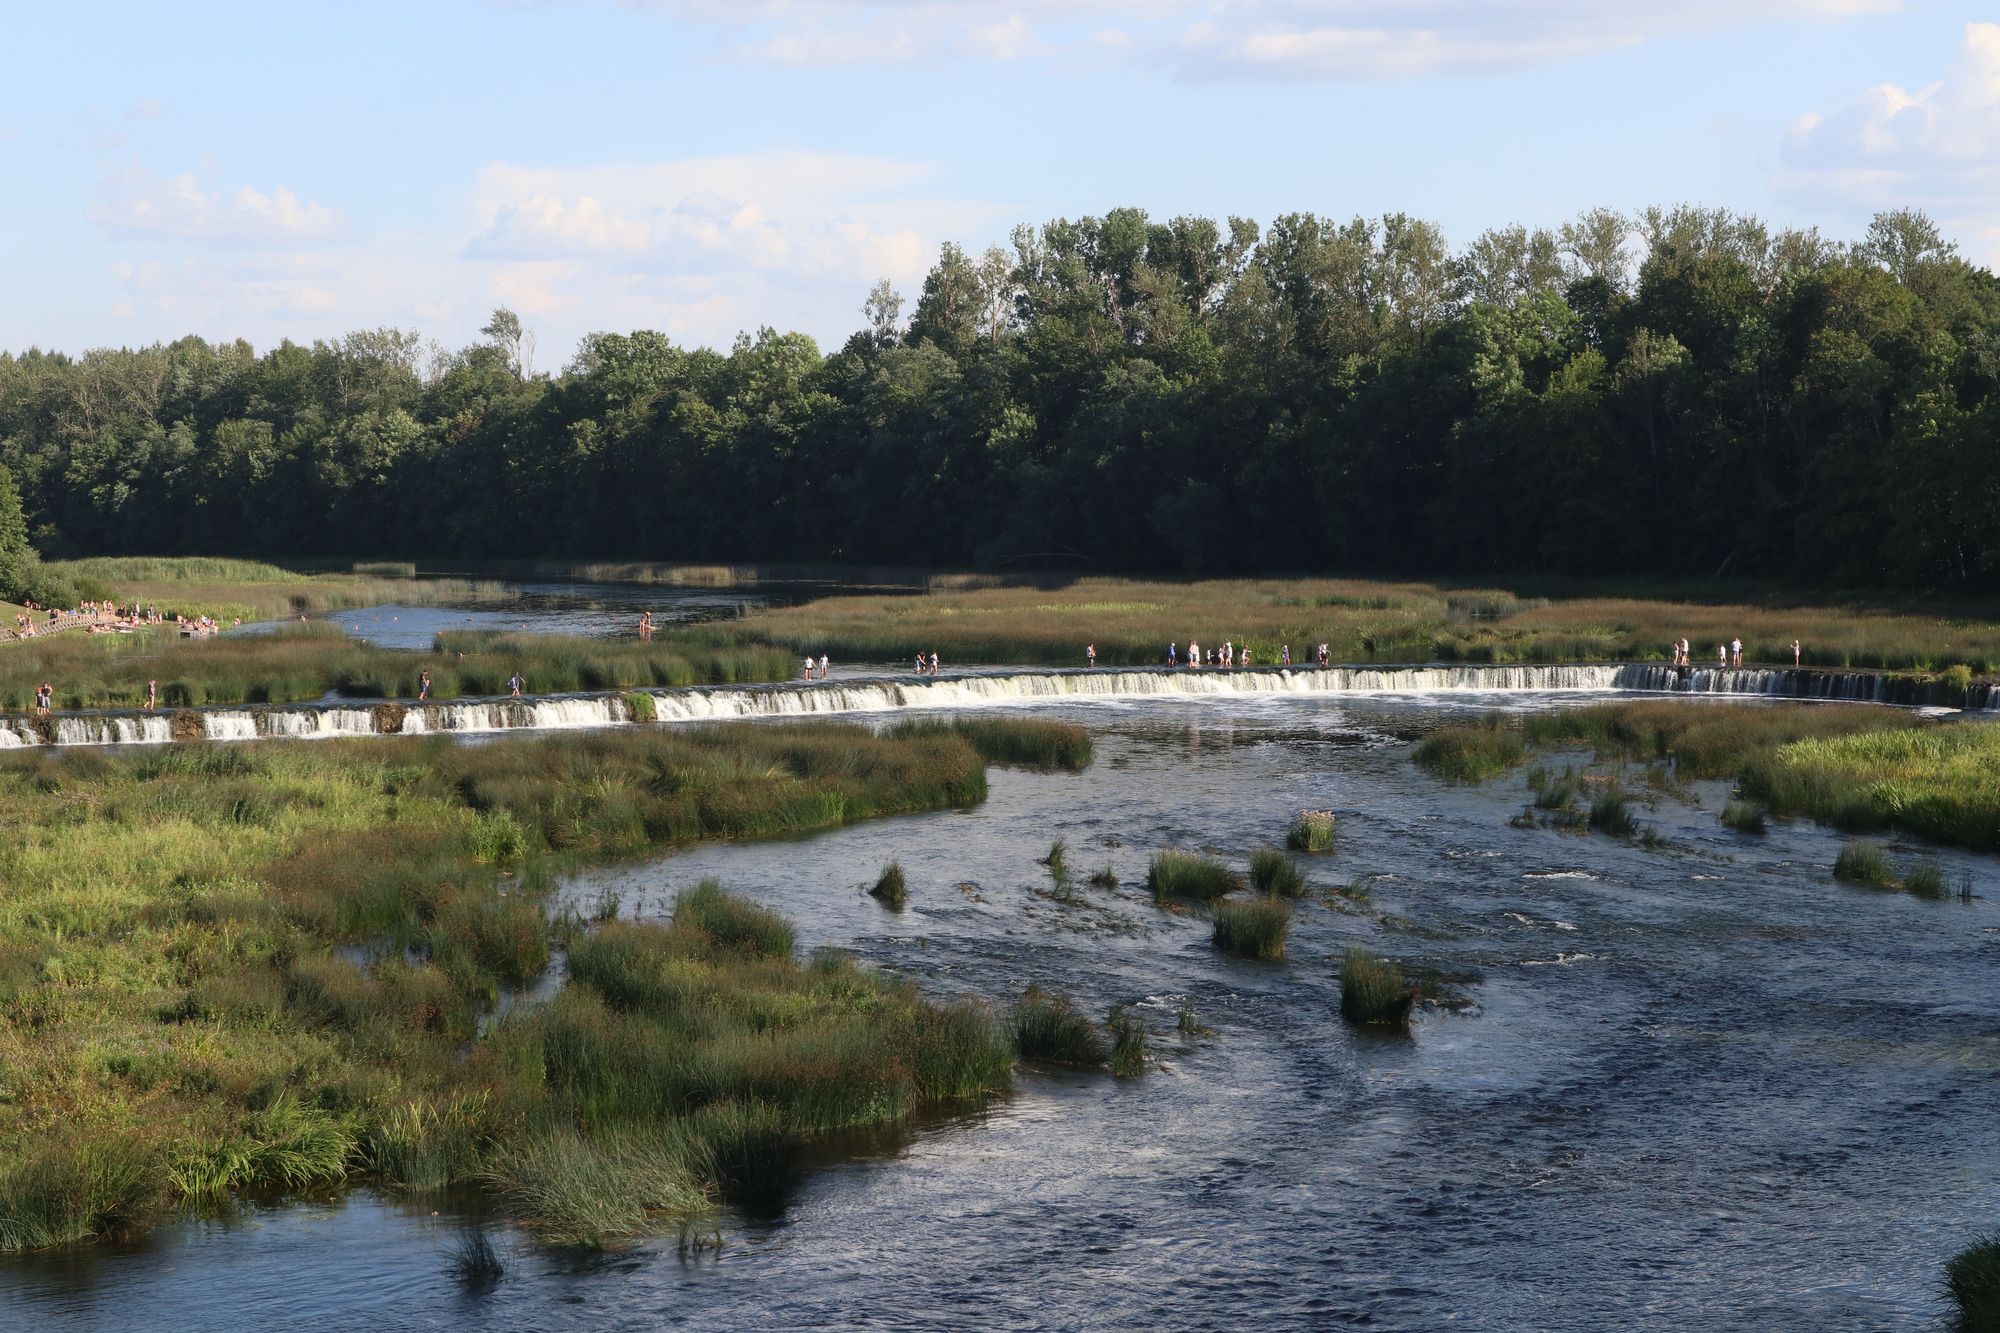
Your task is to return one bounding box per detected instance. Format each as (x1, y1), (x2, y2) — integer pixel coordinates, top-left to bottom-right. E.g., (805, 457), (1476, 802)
(7, 691), (1997, 1330)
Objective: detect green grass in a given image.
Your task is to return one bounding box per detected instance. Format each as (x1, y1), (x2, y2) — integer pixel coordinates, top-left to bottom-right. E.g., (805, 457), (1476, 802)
(1340, 948), (1414, 1026)
(1146, 851), (1245, 904)
(1041, 839), (1069, 882)
(1248, 847), (1307, 898)
(1286, 810), (1336, 853)
(1529, 765), (1580, 810)
(1902, 859), (1950, 900)
(1721, 799), (1768, 833)
(0, 718), (1067, 1253)
(1589, 787), (1637, 838)
(1945, 1234), (2000, 1331)
(1740, 724), (2000, 852)
(1012, 988), (1109, 1067)
(1522, 701), (1926, 781)
(48, 555), (508, 625)
(1109, 1006), (1148, 1078)
(870, 862), (908, 911)
(889, 716), (1093, 772)
(1834, 840), (1895, 888)
(1413, 721), (1529, 784)
(1212, 898), (1291, 960)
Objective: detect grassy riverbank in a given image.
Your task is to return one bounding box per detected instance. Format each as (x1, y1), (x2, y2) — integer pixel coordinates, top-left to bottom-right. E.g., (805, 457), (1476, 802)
(1413, 700), (2000, 851)
(0, 624), (795, 711)
(0, 718), (1090, 1252)
(709, 576), (2000, 674)
(42, 557), (509, 625)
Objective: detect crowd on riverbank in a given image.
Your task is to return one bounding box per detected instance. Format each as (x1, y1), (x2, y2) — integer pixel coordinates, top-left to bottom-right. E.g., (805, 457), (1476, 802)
(7, 599), (241, 643)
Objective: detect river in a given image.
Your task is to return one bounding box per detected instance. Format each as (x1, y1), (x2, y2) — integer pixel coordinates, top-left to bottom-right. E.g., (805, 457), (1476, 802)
(6, 687), (1995, 1330)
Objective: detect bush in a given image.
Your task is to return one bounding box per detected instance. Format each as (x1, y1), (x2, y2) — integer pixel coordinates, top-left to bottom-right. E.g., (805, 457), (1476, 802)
(1213, 897), (1291, 960)
(1146, 851), (1244, 904)
(1287, 810), (1336, 852)
(1012, 988), (1108, 1067)
(1833, 840), (1895, 888)
(1721, 800), (1767, 833)
(1248, 846), (1306, 898)
(870, 862), (908, 911)
(1340, 948), (1413, 1026)
(1945, 1233), (2000, 1332)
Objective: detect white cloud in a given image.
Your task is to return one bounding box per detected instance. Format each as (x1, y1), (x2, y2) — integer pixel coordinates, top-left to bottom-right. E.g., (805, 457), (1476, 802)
(616, 0), (1895, 78)
(1778, 21), (2000, 258)
(90, 164), (347, 244)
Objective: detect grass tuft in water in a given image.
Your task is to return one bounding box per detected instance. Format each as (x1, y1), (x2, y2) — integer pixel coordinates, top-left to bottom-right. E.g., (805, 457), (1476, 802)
(870, 862), (908, 911)
(887, 717), (1092, 772)
(1212, 897), (1291, 960)
(1833, 840), (1895, 888)
(1040, 839), (1069, 882)
(1287, 810), (1336, 852)
(1721, 800), (1768, 833)
(446, 1230), (506, 1289)
(1946, 1233), (2000, 1332)
(481, 1127), (713, 1250)
(1109, 1006), (1149, 1078)
(1146, 851), (1245, 904)
(1087, 866), (1119, 889)
(1012, 987), (1109, 1067)
(1413, 720), (1528, 784)
(1588, 788), (1637, 838)
(1248, 846), (1307, 898)
(1901, 858), (1950, 900)
(1340, 947), (1414, 1026)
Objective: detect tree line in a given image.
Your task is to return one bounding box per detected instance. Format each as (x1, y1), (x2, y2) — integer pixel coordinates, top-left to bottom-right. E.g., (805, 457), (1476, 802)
(2, 204), (1996, 591)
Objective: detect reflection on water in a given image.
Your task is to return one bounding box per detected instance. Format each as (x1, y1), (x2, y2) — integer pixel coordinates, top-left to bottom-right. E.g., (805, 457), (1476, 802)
(7, 693), (1997, 1330)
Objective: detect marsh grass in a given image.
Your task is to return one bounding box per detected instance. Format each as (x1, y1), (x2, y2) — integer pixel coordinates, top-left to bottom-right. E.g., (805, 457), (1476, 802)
(1146, 851), (1245, 904)
(1212, 898), (1291, 960)
(1413, 721), (1528, 784)
(890, 717), (1093, 772)
(1340, 948), (1414, 1026)
(446, 1230), (506, 1289)
(1834, 841), (1895, 888)
(1530, 765), (1580, 811)
(713, 575), (2000, 674)
(1248, 847), (1306, 898)
(48, 556), (510, 624)
(1109, 1007), (1148, 1078)
(0, 718), (1051, 1254)
(1588, 788), (1638, 838)
(1087, 866), (1119, 889)
(870, 862), (909, 911)
(1041, 839), (1069, 882)
(1013, 988), (1109, 1067)
(1945, 1234), (2000, 1331)
(1721, 800), (1768, 833)
(1740, 724), (2000, 852)
(1287, 810), (1336, 852)
(1902, 859), (1950, 900)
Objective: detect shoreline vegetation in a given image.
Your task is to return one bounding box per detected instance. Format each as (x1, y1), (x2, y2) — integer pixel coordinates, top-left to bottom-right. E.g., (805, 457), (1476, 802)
(11, 557), (512, 628)
(0, 717), (1093, 1254)
(1413, 700), (2000, 852)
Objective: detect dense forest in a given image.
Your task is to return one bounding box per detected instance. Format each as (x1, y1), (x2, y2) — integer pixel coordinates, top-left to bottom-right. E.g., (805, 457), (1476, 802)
(2, 204), (1997, 589)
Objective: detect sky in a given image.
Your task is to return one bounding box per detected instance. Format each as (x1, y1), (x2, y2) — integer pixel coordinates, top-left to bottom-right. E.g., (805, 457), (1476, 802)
(2, 0), (1997, 366)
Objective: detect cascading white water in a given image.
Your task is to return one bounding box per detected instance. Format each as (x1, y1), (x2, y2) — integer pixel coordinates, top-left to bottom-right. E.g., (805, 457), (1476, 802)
(407, 696), (628, 735)
(53, 716), (176, 746)
(646, 663), (1630, 721)
(259, 708), (381, 740)
(0, 726), (34, 747)
(203, 712), (260, 741)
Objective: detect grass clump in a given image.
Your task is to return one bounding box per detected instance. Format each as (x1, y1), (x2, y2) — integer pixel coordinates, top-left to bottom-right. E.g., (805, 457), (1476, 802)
(1741, 724), (2000, 852)
(1340, 947), (1414, 1026)
(482, 1128), (712, 1250)
(1528, 764), (1579, 810)
(1721, 799), (1768, 833)
(1588, 787), (1637, 837)
(1109, 1007), (1148, 1078)
(1901, 859), (1951, 900)
(1287, 810), (1336, 852)
(1087, 866), (1119, 889)
(1012, 988), (1109, 1067)
(1413, 720), (1528, 784)
(1945, 1234), (2000, 1332)
(445, 1230), (506, 1289)
(887, 716), (1092, 772)
(1248, 846), (1307, 898)
(670, 880), (794, 959)
(870, 862), (909, 910)
(1146, 850), (1245, 904)
(1833, 840), (1895, 888)
(1040, 839), (1069, 881)
(1212, 897), (1291, 960)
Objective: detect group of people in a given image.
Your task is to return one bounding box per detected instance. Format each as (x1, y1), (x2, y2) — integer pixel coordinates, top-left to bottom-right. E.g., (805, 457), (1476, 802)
(1667, 637), (1804, 669)
(11, 600), (168, 640)
(913, 652), (942, 676)
(800, 654), (831, 680)
(638, 611), (654, 641)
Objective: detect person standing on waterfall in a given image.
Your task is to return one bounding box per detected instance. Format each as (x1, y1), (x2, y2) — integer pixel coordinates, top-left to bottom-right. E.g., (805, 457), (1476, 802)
(1168, 642), (1177, 667)
(1086, 643), (1096, 669)
(1792, 640), (1801, 667)
(1188, 640), (1201, 669)
(146, 679), (157, 710)
(1731, 638), (1743, 669)
(508, 671), (524, 698)
(819, 654), (830, 680)
(419, 670), (431, 702)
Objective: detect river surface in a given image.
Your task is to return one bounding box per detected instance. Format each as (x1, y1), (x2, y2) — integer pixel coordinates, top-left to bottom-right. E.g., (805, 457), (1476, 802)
(6, 691), (1997, 1330)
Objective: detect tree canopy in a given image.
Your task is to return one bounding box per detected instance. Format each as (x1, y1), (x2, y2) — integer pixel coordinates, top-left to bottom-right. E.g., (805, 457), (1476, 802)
(3, 205), (1997, 588)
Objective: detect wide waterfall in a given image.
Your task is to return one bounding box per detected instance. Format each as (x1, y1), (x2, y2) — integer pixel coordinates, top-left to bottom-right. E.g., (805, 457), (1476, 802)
(0, 660), (1985, 747)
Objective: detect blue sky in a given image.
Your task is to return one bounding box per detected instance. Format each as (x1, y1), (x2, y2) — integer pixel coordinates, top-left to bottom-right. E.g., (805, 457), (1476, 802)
(2, 1), (1995, 363)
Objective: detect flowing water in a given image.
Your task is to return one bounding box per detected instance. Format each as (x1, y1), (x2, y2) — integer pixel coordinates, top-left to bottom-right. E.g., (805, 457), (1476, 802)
(7, 688), (1997, 1330)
